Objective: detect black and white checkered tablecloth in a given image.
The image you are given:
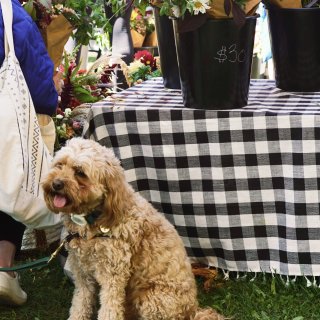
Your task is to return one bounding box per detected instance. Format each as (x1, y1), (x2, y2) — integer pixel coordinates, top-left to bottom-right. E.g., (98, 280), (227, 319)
(83, 78), (320, 276)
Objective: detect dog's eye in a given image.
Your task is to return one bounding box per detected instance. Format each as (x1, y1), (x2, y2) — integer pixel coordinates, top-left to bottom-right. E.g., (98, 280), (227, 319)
(75, 168), (86, 178)
(55, 162), (63, 169)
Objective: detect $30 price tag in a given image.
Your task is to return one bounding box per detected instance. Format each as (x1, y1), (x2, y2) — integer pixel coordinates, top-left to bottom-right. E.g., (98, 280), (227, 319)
(214, 44), (245, 63)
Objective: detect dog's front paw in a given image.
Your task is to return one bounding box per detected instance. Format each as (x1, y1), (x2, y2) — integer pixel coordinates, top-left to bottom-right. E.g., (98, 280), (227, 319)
(98, 308), (125, 320)
(68, 313), (92, 320)
(68, 307), (96, 320)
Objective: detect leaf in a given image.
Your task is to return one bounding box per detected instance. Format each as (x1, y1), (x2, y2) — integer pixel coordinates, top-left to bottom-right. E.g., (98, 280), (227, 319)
(252, 283), (266, 298)
(270, 276), (276, 295)
(251, 311), (260, 319)
(24, 0), (35, 16)
(231, 1), (246, 28)
(261, 311), (271, 320)
(73, 86), (92, 95)
(73, 86), (99, 103)
(292, 317), (304, 320)
(224, 0), (232, 16)
(177, 13), (208, 33)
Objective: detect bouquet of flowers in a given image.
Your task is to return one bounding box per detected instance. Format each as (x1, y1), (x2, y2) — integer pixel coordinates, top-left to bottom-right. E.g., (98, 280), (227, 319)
(53, 49), (120, 150)
(110, 0), (260, 30)
(130, 7), (157, 48)
(20, 0), (110, 69)
(120, 50), (161, 86)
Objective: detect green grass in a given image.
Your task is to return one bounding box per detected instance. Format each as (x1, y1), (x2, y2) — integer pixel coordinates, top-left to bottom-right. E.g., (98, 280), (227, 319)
(0, 253), (73, 320)
(197, 272), (320, 320)
(1, 252), (320, 320)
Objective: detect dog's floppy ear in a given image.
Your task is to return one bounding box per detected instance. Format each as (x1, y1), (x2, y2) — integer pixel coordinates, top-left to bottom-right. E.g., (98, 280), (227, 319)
(99, 151), (134, 227)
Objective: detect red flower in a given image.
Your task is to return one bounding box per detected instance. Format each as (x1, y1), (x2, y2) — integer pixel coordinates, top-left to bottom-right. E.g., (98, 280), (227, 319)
(134, 50), (156, 70)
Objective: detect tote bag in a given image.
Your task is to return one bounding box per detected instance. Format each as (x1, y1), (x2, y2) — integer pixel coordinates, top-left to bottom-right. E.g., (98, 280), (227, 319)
(0, 0), (60, 229)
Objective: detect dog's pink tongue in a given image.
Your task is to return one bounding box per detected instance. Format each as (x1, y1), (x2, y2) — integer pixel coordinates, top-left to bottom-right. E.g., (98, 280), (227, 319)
(53, 195), (67, 208)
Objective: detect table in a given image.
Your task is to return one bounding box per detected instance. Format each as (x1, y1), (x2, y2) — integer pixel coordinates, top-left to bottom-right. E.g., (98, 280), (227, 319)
(83, 78), (320, 276)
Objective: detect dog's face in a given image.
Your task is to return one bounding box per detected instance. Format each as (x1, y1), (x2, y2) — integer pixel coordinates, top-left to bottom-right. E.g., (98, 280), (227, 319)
(42, 138), (122, 215)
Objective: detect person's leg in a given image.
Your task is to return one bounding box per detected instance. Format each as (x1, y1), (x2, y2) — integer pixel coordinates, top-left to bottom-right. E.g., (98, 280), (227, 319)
(0, 241), (16, 277)
(0, 212), (27, 305)
(0, 211), (26, 268)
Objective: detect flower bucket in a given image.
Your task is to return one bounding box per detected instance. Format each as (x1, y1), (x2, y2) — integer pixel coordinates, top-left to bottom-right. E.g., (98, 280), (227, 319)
(173, 15), (258, 109)
(131, 29), (146, 48)
(143, 31), (158, 47)
(154, 7), (181, 89)
(41, 15), (74, 71)
(267, 6), (320, 92)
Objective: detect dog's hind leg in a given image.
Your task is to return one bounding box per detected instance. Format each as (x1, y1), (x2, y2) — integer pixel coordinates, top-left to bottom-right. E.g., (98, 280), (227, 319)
(132, 290), (198, 320)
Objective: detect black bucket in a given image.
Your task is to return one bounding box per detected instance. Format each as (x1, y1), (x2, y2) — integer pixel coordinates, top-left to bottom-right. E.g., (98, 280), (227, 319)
(154, 7), (181, 89)
(173, 15), (258, 110)
(268, 6), (320, 92)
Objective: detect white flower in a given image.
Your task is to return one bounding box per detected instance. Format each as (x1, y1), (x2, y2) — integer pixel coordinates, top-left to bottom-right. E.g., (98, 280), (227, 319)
(171, 5), (181, 18)
(54, 3), (63, 10)
(64, 108), (72, 117)
(56, 114), (64, 120)
(191, 0), (210, 14)
(127, 60), (145, 74)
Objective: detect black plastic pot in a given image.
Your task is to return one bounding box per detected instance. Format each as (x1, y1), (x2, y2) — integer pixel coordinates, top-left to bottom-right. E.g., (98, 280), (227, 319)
(154, 7), (181, 89)
(268, 6), (320, 92)
(173, 15), (258, 110)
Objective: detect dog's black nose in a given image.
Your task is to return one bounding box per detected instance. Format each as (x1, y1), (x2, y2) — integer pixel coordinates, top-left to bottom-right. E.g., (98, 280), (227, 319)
(52, 179), (64, 191)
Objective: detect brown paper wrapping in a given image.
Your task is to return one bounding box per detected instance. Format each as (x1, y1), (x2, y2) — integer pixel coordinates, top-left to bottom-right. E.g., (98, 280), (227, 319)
(41, 15), (74, 70)
(143, 31), (158, 47)
(206, 0), (261, 19)
(268, 0), (302, 7)
(131, 29), (146, 48)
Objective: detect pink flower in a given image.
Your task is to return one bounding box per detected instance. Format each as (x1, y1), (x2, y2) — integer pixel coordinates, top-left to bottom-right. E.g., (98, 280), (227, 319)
(72, 121), (82, 130)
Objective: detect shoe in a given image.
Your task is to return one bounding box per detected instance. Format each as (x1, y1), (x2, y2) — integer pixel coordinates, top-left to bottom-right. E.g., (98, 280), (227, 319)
(0, 272), (27, 306)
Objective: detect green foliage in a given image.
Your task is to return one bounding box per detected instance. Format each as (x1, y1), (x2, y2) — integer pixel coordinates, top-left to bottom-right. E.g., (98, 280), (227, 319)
(22, 0), (111, 47)
(61, 51), (99, 104)
(61, 0), (111, 46)
(129, 64), (152, 83)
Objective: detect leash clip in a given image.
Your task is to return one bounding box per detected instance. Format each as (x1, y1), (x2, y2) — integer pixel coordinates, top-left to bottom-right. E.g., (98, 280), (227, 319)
(48, 233), (78, 263)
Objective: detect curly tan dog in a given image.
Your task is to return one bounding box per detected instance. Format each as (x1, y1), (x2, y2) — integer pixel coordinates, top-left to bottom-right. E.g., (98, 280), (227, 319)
(42, 138), (225, 320)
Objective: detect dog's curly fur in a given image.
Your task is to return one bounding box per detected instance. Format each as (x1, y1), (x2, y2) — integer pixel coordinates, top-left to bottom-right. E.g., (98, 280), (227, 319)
(42, 138), (225, 320)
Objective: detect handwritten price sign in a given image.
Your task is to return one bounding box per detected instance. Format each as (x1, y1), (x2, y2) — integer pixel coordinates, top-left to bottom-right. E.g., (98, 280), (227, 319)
(214, 44), (245, 63)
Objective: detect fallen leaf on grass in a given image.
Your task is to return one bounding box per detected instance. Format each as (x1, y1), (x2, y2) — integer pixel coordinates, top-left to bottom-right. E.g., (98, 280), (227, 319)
(192, 263), (220, 292)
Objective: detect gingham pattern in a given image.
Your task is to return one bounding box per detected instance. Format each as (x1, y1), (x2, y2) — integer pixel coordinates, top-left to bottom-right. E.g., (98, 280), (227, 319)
(83, 78), (320, 276)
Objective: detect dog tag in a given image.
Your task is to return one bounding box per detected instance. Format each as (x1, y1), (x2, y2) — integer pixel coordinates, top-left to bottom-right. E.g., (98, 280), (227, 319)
(100, 226), (110, 234)
(71, 214), (87, 226)
(99, 226), (112, 237)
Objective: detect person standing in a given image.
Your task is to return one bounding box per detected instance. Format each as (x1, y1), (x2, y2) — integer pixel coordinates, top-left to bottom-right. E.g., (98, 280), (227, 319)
(0, 0), (58, 306)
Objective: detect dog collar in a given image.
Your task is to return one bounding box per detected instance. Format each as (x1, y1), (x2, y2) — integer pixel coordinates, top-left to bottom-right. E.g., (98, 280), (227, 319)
(71, 209), (103, 226)
(71, 210), (112, 238)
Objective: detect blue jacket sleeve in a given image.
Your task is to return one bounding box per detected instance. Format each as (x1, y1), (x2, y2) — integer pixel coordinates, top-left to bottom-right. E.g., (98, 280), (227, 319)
(17, 18), (58, 116)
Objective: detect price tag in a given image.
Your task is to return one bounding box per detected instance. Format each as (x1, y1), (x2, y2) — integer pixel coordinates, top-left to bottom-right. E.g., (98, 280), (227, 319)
(214, 44), (245, 63)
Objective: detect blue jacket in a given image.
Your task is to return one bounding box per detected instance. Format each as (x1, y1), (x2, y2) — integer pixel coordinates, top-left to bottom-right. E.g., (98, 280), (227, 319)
(0, 0), (58, 115)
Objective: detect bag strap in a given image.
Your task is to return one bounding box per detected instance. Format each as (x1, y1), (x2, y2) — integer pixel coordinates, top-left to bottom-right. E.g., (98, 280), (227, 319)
(0, 0), (15, 57)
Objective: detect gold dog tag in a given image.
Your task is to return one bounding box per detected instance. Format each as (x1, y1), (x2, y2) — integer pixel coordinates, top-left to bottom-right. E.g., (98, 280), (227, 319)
(100, 226), (111, 236)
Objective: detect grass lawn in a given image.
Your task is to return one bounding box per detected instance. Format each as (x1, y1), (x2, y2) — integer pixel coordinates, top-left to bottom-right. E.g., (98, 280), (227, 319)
(1, 251), (320, 320)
